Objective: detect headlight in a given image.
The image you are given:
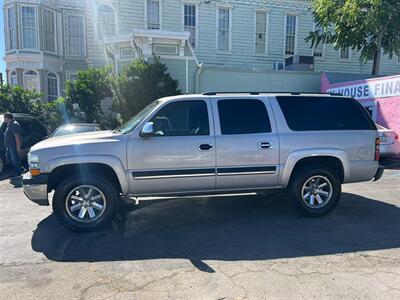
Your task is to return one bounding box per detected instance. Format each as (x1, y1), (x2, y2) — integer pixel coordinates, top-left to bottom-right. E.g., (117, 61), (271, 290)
(27, 153), (40, 176)
(28, 153), (39, 164)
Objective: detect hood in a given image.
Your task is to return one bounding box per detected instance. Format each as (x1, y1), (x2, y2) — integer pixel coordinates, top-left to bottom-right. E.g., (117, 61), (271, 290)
(31, 130), (118, 152)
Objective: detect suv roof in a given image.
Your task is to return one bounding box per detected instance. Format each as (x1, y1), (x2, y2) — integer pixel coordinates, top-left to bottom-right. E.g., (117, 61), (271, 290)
(159, 92), (346, 102)
(202, 92), (343, 96)
(0, 113), (39, 120)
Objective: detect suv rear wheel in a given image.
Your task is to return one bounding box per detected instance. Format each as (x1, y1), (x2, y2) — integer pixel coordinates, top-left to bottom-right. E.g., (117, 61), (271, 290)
(290, 166), (341, 217)
(53, 174), (118, 231)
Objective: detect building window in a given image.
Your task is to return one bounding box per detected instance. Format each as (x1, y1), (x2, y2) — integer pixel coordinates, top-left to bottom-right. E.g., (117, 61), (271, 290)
(98, 5), (116, 38)
(312, 23), (323, 57)
(153, 44), (178, 55)
(285, 14), (297, 55)
(398, 55), (400, 63)
(340, 47), (350, 60)
(120, 47), (134, 57)
(43, 9), (56, 52)
(47, 73), (58, 102)
(24, 70), (39, 91)
(7, 7), (16, 50)
(184, 4), (196, 48)
(10, 71), (17, 87)
(217, 7), (230, 51)
(22, 6), (37, 49)
(147, 0), (160, 29)
(69, 73), (78, 82)
(67, 15), (85, 56)
(255, 11), (267, 54)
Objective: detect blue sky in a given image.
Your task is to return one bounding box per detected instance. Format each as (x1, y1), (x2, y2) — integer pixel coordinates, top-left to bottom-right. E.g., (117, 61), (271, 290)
(0, 0), (5, 79)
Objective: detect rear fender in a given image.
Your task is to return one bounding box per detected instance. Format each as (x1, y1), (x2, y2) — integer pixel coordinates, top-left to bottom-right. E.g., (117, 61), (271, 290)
(280, 149), (350, 188)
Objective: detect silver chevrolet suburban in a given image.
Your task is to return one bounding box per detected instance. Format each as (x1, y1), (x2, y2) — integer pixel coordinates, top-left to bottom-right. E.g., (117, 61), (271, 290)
(23, 93), (384, 231)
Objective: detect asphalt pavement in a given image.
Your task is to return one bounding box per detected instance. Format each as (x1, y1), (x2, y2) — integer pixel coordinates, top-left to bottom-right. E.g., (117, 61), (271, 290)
(0, 160), (399, 299)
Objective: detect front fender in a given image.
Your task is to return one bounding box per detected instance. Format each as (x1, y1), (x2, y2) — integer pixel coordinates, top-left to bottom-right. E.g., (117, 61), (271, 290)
(45, 155), (130, 195)
(280, 148), (350, 188)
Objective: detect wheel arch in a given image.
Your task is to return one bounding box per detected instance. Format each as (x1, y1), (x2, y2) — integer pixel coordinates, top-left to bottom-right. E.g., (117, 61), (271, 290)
(280, 149), (349, 188)
(46, 156), (129, 195)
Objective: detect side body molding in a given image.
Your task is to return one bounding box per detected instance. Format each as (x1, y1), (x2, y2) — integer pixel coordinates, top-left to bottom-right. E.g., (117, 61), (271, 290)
(45, 155), (130, 195)
(279, 148), (350, 188)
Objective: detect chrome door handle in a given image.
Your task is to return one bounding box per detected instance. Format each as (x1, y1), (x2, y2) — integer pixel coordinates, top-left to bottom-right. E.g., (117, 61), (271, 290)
(198, 143), (213, 151)
(258, 142), (271, 149)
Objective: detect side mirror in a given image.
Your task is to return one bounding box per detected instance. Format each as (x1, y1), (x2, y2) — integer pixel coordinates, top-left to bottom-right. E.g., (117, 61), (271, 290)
(140, 122), (154, 137)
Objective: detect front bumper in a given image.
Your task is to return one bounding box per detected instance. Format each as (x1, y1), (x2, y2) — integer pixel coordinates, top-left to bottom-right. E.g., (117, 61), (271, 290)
(22, 173), (49, 206)
(373, 165), (384, 181)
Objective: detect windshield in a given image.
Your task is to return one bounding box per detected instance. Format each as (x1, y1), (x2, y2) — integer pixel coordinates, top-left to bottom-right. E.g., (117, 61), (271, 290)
(115, 101), (160, 134)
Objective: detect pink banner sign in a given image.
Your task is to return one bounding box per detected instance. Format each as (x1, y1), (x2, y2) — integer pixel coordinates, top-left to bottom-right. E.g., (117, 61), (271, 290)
(326, 75), (400, 100)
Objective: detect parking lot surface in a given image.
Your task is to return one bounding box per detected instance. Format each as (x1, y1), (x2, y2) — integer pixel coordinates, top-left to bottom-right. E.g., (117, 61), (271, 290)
(0, 160), (399, 299)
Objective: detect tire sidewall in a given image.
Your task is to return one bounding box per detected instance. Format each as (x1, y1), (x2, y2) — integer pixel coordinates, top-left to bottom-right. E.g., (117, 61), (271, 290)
(53, 175), (118, 231)
(291, 167), (341, 217)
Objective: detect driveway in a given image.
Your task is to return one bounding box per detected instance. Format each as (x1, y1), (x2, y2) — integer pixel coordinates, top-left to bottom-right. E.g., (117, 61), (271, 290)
(0, 164), (399, 299)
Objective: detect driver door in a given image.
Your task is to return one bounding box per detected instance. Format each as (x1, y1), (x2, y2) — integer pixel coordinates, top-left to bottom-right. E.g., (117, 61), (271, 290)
(127, 99), (216, 195)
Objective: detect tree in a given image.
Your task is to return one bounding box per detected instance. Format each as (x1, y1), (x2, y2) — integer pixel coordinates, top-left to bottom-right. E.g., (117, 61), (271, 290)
(65, 67), (114, 123)
(0, 84), (42, 113)
(113, 57), (181, 122)
(306, 0), (400, 75)
(0, 84), (65, 129)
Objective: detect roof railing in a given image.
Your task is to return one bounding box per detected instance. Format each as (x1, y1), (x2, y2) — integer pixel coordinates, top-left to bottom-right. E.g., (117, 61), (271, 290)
(202, 92), (343, 96)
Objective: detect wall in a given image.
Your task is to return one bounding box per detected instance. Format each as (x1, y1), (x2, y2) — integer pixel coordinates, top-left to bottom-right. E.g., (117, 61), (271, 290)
(197, 67), (321, 93)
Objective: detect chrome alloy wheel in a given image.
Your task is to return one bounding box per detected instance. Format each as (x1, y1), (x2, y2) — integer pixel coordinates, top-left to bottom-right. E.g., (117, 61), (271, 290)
(301, 175), (333, 209)
(65, 185), (107, 223)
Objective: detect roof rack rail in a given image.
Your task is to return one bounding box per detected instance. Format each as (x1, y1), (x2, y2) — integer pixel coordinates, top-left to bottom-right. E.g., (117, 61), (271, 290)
(202, 92), (343, 96)
(202, 92), (261, 95)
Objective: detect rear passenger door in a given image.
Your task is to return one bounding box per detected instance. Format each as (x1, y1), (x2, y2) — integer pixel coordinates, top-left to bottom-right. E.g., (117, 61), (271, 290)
(212, 97), (280, 190)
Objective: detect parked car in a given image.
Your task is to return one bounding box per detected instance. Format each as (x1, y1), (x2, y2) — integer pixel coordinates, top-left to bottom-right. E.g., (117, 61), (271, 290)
(0, 113), (48, 174)
(376, 124), (399, 157)
(51, 123), (101, 138)
(22, 93), (383, 231)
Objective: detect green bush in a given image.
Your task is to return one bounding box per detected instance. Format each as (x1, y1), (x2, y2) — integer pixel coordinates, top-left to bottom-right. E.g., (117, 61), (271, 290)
(65, 67), (114, 124)
(0, 84), (65, 129)
(1, 58), (180, 130)
(112, 57), (181, 122)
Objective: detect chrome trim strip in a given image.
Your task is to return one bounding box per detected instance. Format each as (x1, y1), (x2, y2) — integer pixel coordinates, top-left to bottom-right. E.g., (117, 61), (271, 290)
(134, 173), (215, 180)
(132, 166), (277, 180)
(217, 171), (275, 176)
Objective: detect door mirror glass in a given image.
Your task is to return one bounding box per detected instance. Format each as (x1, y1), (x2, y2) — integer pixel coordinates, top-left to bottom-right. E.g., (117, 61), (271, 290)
(140, 122), (154, 137)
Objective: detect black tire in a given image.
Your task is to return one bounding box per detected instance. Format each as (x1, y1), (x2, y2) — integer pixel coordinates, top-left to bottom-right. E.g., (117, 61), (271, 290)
(290, 165), (341, 217)
(53, 174), (118, 232)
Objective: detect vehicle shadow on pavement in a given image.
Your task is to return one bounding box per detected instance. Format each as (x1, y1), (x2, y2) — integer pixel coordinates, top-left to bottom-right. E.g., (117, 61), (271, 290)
(31, 191), (400, 271)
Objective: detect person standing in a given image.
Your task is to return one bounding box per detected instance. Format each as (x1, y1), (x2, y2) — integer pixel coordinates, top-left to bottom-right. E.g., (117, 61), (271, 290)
(3, 113), (23, 180)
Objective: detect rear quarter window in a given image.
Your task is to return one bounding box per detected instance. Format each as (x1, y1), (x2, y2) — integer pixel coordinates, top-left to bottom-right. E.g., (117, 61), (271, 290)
(276, 96), (376, 131)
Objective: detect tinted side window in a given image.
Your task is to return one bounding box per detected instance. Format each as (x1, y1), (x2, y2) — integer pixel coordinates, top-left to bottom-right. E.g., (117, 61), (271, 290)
(276, 96), (376, 131)
(150, 100), (209, 136)
(218, 99), (271, 134)
(18, 119), (47, 148)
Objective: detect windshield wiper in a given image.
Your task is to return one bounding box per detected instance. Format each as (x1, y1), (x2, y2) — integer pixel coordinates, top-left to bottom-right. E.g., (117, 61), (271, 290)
(112, 127), (122, 133)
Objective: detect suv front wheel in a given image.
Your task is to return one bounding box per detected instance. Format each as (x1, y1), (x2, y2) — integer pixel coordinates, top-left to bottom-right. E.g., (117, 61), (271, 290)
(290, 166), (341, 217)
(53, 174), (118, 231)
